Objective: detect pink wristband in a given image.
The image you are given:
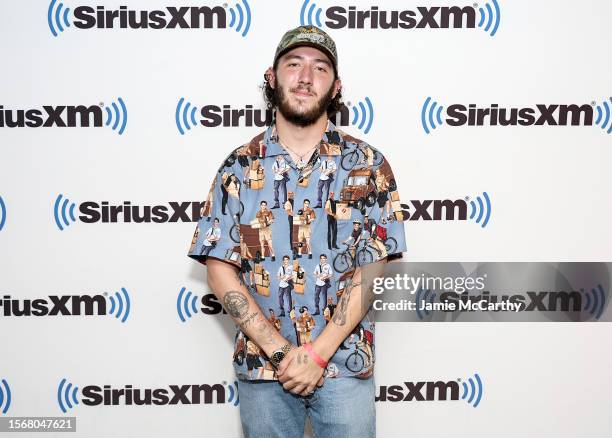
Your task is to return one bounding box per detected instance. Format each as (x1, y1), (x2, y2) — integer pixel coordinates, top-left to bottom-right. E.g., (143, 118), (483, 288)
(303, 343), (328, 369)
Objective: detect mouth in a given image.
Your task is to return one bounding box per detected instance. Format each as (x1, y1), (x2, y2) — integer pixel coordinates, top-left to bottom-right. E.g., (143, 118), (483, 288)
(292, 89), (314, 97)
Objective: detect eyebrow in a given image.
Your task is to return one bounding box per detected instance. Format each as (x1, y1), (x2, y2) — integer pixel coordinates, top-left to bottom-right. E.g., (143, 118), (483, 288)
(283, 54), (332, 69)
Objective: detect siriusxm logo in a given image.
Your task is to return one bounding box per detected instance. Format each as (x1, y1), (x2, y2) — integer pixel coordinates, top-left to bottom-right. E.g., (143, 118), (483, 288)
(402, 192), (492, 228)
(0, 379), (11, 414)
(175, 97), (375, 134)
(300, 0), (500, 36)
(57, 379), (238, 412)
(376, 373), (483, 407)
(0, 98), (127, 135)
(421, 97), (612, 134)
(53, 194), (203, 230)
(177, 288), (227, 322)
(47, 0), (251, 37)
(0, 288), (130, 321)
(0, 195), (6, 231)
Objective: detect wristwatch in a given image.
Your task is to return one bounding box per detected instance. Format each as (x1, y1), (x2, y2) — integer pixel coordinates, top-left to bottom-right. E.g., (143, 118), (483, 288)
(270, 343), (293, 369)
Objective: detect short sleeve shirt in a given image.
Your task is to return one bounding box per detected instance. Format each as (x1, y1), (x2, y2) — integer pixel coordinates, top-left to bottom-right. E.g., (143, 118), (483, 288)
(203, 226), (221, 246)
(277, 264), (293, 288)
(187, 119), (408, 381)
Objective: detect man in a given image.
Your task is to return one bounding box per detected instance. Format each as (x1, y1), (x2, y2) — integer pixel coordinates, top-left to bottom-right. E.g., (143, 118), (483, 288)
(346, 323), (373, 369)
(296, 306), (315, 345)
(221, 172), (239, 215)
(199, 217), (220, 256)
(187, 25), (408, 438)
(297, 198), (315, 258)
(315, 155), (336, 208)
(323, 296), (336, 325)
(276, 255), (294, 317)
(365, 216), (388, 260)
(342, 219), (365, 263)
(245, 338), (265, 379)
(324, 190), (339, 250)
(272, 154), (289, 208)
(284, 190), (295, 250)
(255, 200), (275, 261)
(239, 237), (255, 290)
(313, 253), (332, 315)
(268, 308), (282, 332)
(374, 167), (392, 224)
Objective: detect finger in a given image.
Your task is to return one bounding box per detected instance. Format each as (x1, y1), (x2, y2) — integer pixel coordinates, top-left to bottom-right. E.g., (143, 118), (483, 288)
(301, 385), (315, 396)
(290, 383), (307, 395)
(282, 379), (298, 392)
(279, 368), (295, 384)
(316, 376), (325, 387)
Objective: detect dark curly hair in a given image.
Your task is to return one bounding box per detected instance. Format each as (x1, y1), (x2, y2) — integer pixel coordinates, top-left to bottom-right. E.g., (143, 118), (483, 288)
(261, 62), (344, 119)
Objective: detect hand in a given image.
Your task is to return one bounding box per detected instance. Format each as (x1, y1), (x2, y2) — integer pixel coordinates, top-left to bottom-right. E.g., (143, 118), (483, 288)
(276, 346), (325, 396)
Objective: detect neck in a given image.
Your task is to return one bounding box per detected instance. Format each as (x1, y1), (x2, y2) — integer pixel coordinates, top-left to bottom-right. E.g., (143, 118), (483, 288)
(275, 110), (328, 154)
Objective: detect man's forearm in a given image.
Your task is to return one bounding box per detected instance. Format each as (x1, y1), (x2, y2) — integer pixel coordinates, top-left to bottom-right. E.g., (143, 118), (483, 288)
(312, 260), (386, 361)
(207, 258), (290, 357)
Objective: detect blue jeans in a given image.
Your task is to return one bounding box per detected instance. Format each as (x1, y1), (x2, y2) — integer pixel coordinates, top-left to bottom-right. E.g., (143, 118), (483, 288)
(237, 376), (376, 438)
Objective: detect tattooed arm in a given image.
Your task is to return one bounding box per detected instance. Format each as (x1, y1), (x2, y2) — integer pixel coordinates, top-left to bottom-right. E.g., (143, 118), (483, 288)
(206, 258), (290, 357)
(310, 259), (387, 362)
(276, 259), (386, 395)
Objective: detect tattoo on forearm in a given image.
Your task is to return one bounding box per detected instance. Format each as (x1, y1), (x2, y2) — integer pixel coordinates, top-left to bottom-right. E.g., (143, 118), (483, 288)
(332, 280), (362, 326)
(238, 311), (258, 330)
(223, 290), (249, 318)
(253, 313), (277, 346)
(363, 279), (376, 308)
(223, 289), (278, 347)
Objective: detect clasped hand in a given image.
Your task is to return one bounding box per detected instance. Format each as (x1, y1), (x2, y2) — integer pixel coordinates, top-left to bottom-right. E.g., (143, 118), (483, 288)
(276, 346), (325, 396)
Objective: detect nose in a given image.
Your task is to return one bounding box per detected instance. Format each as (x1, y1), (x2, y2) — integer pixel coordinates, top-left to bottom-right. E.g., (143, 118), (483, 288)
(297, 63), (314, 86)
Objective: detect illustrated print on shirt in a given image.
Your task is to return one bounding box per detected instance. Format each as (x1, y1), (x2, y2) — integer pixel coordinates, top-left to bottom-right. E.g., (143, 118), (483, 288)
(272, 155), (290, 208)
(283, 190), (296, 253)
(295, 199), (316, 259)
(249, 200), (276, 262)
(268, 308), (282, 332)
(313, 254), (333, 315)
(220, 172), (241, 216)
(199, 218), (221, 257)
(276, 255), (294, 317)
(315, 156), (337, 208)
(324, 190), (339, 250)
(188, 119), (408, 381)
(296, 305), (315, 345)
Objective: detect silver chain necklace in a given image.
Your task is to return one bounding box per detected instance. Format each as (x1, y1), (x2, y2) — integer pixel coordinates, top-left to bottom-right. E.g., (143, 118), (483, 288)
(278, 138), (319, 170)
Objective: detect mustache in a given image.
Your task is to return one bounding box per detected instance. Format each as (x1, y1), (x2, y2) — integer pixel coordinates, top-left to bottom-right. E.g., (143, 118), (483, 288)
(290, 86), (315, 96)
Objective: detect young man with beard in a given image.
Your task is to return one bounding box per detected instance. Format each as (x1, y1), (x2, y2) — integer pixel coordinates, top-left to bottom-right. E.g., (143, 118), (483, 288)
(188, 25), (408, 437)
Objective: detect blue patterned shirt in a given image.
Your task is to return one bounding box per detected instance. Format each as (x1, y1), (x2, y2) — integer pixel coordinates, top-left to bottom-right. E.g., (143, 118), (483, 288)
(188, 119), (407, 381)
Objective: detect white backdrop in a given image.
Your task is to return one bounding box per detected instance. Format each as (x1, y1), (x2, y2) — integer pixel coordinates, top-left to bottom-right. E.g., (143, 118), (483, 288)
(1, 0), (611, 436)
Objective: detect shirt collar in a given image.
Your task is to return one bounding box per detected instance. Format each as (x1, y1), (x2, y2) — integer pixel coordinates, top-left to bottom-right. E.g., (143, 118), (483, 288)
(263, 119), (344, 157)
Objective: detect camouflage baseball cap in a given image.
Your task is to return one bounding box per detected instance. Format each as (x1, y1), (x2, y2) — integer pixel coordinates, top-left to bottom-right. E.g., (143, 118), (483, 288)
(273, 25), (338, 74)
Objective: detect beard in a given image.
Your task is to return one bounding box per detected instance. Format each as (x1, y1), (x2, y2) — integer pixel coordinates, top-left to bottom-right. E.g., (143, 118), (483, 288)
(273, 80), (335, 127)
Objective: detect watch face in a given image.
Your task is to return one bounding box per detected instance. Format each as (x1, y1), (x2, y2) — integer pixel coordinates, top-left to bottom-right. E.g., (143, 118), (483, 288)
(272, 351), (285, 365)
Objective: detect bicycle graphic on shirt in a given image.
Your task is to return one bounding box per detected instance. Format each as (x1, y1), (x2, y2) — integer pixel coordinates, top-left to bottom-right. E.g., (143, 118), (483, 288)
(340, 144), (384, 171)
(344, 338), (373, 373)
(332, 237), (397, 273)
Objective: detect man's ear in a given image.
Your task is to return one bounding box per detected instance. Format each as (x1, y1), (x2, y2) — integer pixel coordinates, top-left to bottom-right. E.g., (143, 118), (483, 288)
(265, 67), (275, 89)
(333, 78), (342, 99)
